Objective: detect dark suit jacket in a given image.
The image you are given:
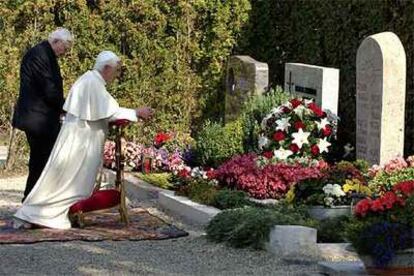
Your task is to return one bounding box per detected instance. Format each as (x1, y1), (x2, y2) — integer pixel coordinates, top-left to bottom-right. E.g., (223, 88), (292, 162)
(12, 40), (64, 136)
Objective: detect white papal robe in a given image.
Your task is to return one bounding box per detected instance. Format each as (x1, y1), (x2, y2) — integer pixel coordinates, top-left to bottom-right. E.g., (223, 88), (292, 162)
(14, 70), (137, 229)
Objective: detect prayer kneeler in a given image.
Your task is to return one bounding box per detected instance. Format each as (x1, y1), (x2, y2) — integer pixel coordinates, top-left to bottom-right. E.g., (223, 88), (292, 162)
(69, 119), (130, 228)
(69, 189), (120, 227)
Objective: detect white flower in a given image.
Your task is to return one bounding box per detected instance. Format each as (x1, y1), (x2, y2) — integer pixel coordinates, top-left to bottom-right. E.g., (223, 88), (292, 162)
(317, 137), (331, 154)
(324, 196), (334, 207)
(273, 149), (293, 160)
(275, 117), (291, 131)
(258, 135), (270, 150)
(304, 98), (314, 105)
(291, 128), (310, 149)
(283, 101), (293, 109)
(293, 104), (306, 118)
(271, 106), (284, 116)
(315, 118), (330, 130)
(323, 184), (345, 197)
(261, 114), (273, 130)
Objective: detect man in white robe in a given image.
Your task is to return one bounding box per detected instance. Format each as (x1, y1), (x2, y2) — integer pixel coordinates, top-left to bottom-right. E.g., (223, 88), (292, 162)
(13, 51), (153, 229)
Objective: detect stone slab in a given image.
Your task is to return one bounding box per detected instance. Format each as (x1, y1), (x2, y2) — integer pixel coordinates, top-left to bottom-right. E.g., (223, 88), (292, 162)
(265, 225), (318, 258)
(318, 243), (359, 262)
(158, 192), (221, 226)
(318, 261), (366, 275)
(284, 63), (339, 115)
(356, 31), (406, 165)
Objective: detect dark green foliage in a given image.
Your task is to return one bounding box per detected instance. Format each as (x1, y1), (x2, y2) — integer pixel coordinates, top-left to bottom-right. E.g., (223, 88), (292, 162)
(211, 188), (252, 210)
(195, 119), (244, 167)
(240, 86), (290, 152)
(0, 0), (251, 144)
(176, 179), (218, 206)
(236, 0), (414, 155)
(206, 205), (316, 249)
(317, 216), (350, 243)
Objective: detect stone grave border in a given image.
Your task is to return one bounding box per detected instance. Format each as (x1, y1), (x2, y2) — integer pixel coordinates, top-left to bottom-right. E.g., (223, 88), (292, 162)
(104, 169), (358, 266)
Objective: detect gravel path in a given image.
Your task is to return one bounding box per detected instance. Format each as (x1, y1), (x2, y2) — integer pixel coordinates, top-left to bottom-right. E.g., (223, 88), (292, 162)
(0, 176), (321, 276)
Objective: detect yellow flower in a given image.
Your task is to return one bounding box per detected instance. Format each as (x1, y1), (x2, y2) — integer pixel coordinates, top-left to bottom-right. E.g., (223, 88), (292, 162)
(285, 186), (295, 204)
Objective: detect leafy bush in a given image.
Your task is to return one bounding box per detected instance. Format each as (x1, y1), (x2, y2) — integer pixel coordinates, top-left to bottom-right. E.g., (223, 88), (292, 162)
(0, 0), (251, 143)
(211, 189), (252, 210)
(195, 119), (244, 168)
(369, 167), (414, 194)
(136, 173), (173, 189)
(206, 205), (316, 249)
(240, 86), (290, 152)
(317, 216), (350, 243)
(176, 179), (218, 206)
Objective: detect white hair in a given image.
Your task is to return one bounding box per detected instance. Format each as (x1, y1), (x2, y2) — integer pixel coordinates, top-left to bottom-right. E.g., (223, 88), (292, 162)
(48, 28), (73, 43)
(93, 51), (121, 72)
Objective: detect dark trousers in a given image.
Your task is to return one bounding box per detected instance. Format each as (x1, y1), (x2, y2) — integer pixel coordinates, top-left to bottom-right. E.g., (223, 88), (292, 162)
(23, 127), (60, 201)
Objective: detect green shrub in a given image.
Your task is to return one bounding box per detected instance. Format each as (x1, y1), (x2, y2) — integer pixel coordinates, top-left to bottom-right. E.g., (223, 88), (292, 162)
(206, 205), (316, 249)
(369, 167), (414, 193)
(0, 0), (251, 144)
(136, 173), (173, 189)
(240, 86), (290, 152)
(195, 119), (244, 167)
(317, 216), (350, 243)
(212, 189), (252, 210)
(176, 179), (218, 206)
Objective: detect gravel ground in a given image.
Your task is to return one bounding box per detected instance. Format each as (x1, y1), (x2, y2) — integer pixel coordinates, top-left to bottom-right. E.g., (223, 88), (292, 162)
(0, 175), (321, 276)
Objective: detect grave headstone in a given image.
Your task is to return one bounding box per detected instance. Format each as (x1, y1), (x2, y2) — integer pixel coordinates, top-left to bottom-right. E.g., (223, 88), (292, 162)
(284, 63), (339, 115)
(225, 56), (268, 122)
(356, 32), (406, 165)
(265, 225), (318, 259)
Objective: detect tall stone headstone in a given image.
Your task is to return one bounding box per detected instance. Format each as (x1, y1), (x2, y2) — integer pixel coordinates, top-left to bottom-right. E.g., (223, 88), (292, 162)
(284, 63), (339, 115)
(356, 32), (406, 165)
(225, 56), (268, 122)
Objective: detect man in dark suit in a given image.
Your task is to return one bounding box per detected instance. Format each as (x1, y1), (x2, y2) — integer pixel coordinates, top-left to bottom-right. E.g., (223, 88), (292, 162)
(12, 28), (73, 201)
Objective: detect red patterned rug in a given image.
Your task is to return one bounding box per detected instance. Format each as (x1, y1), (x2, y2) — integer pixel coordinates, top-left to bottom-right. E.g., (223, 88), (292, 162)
(0, 208), (188, 244)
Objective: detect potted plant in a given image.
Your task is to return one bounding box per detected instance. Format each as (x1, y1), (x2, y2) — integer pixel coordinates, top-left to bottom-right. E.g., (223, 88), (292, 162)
(346, 180), (414, 274)
(287, 161), (372, 220)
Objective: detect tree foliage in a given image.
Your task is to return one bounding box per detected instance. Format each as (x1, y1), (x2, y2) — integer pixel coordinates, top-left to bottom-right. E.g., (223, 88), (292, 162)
(0, 0), (251, 143)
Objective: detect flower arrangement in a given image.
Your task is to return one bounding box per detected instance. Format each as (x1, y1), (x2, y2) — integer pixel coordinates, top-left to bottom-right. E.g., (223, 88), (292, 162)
(103, 138), (185, 173)
(368, 156), (414, 194)
(288, 161), (372, 207)
(346, 180), (414, 267)
(258, 98), (338, 160)
(214, 153), (324, 199)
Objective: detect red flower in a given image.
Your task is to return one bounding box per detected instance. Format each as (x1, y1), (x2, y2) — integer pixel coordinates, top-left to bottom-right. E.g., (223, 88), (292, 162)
(273, 131), (286, 142)
(354, 198), (372, 217)
(178, 168), (190, 179)
(289, 144), (300, 153)
(393, 180), (414, 196)
(308, 102), (324, 117)
(263, 151), (274, 159)
(311, 144), (320, 156)
(322, 126), (332, 137)
(294, 121), (305, 130)
(282, 106), (291, 113)
(206, 169), (216, 180)
(370, 199), (385, 212)
(290, 98), (302, 108)
(154, 132), (171, 146)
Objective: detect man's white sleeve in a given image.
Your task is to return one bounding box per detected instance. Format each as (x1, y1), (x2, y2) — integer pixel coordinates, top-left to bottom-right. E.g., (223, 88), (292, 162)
(109, 107), (137, 122)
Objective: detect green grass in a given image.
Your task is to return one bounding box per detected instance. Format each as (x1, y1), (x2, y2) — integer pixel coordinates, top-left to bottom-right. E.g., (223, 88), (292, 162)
(135, 172), (173, 189)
